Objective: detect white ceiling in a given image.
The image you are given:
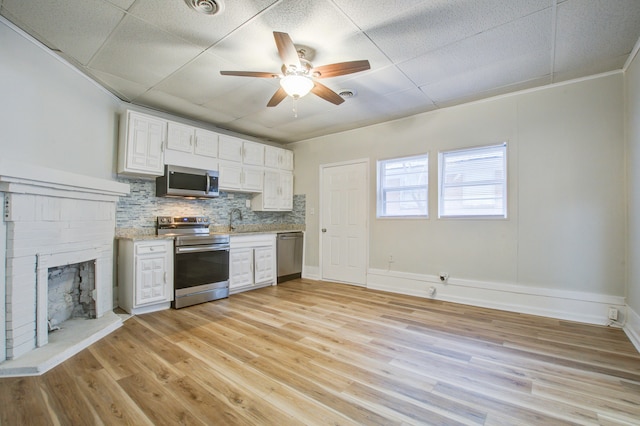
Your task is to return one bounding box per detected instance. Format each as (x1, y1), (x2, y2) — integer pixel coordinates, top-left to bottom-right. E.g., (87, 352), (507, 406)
(2, 0), (640, 144)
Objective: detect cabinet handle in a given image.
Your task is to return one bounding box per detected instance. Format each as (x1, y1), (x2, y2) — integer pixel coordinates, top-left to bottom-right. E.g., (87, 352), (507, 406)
(150, 247), (154, 251)
(190, 135), (193, 146)
(161, 141), (165, 152)
(194, 136), (198, 147)
(163, 272), (167, 283)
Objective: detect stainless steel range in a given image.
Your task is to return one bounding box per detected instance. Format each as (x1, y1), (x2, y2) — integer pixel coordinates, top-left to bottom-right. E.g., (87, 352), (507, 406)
(157, 216), (230, 309)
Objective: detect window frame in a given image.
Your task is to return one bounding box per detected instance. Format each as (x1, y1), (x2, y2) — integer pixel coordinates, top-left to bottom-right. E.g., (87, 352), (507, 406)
(438, 142), (507, 219)
(376, 153), (429, 219)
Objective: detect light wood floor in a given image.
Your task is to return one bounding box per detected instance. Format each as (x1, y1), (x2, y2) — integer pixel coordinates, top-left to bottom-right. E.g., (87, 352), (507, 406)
(1, 279), (639, 425)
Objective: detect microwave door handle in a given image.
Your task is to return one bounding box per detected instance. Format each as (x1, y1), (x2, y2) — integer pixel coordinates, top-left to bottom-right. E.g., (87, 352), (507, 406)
(205, 172), (211, 194)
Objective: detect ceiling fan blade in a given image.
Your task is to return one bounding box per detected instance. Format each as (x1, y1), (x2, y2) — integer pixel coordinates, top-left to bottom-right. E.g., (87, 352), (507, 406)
(273, 31), (301, 70)
(220, 71), (279, 78)
(311, 82), (345, 105)
(312, 60), (371, 78)
(267, 87), (288, 107)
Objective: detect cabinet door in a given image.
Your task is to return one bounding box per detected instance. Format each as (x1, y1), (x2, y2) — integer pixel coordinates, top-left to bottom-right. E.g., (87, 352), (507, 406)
(262, 170), (280, 209)
(264, 145), (281, 169)
(243, 167), (264, 192)
(280, 149), (294, 171)
(230, 248), (254, 288)
(219, 161), (243, 190)
(279, 172), (294, 210)
(167, 122), (194, 153)
(194, 129), (218, 158)
(218, 135), (243, 162)
(126, 113), (165, 174)
(254, 246), (275, 284)
(243, 141), (264, 166)
(135, 254), (169, 305)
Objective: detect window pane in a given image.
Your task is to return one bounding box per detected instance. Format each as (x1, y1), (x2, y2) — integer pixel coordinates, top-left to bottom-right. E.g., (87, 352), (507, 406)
(377, 154), (428, 217)
(439, 144), (506, 218)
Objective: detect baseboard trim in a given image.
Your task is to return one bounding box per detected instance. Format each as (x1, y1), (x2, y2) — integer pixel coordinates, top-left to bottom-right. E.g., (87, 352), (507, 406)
(624, 306), (640, 352)
(302, 265), (320, 281)
(367, 268), (626, 326)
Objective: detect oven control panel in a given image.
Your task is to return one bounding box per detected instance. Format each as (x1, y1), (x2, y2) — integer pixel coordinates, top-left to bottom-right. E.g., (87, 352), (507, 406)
(157, 216), (209, 225)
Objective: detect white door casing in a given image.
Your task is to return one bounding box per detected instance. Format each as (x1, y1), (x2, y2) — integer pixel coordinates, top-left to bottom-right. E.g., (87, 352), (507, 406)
(320, 160), (368, 286)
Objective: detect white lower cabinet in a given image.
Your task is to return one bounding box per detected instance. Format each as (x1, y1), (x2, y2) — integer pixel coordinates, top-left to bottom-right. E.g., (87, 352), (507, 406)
(229, 234), (276, 294)
(118, 239), (174, 314)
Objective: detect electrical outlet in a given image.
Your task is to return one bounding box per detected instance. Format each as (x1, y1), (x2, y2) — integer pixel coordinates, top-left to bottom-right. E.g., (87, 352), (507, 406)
(245, 199), (251, 208)
(608, 307), (619, 321)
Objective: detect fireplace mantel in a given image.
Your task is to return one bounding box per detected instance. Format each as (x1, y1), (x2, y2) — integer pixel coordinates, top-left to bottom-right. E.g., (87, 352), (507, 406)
(0, 159), (129, 201)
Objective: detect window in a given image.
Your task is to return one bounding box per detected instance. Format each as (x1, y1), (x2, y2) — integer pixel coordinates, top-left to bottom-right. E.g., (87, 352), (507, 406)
(377, 154), (428, 217)
(438, 143), (507, 218)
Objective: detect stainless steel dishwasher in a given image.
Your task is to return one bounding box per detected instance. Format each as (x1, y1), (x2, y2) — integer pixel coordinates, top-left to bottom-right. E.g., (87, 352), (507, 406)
(277, 232), (303, 283)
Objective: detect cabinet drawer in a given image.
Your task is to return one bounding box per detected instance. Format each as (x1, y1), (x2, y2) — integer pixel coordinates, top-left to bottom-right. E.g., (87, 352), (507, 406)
(136, 243), (168, 255)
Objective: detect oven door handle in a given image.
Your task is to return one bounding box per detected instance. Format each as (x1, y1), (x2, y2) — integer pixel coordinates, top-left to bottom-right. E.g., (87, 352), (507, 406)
(175, 245), (230, 254)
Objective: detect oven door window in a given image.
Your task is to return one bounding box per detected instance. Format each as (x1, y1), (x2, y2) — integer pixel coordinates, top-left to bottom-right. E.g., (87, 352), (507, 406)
(175, 249), (229, 289)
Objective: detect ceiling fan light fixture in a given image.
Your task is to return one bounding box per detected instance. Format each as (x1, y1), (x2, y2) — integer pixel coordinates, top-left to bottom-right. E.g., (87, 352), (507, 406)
(280, 75), (314, 99)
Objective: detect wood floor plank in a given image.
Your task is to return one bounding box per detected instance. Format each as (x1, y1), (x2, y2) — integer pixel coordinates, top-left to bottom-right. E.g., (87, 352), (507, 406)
(1, 279), (638, 425)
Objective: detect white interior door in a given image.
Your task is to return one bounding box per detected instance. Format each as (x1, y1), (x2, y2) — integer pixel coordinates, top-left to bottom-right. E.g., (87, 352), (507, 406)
(321, 161), (368, 286)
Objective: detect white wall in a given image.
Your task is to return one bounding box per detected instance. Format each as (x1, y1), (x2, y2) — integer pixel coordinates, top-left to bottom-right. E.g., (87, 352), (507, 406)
(294, 73), (626, 305)
(0, 18), (120, 180)
(627, 50), (640, 317)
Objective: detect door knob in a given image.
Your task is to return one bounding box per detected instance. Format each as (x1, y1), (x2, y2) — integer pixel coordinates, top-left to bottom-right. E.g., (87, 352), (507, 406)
(322, 228), (327, 233)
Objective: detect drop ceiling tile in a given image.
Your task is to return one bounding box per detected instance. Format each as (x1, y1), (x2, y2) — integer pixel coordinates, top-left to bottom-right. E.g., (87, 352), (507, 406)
(400, 8), (552, 88)
(421, 51), (550, 105)
(553, 55), (627, 83)
(2, 0), (124, 64)
(201, 78), (283, 118)
(134, 90), (237, 124)
(434, 76), (550, 109)
(332, 0), (433, 29)
(554, 0), (640, 75)
(224, 118), (291, 143)
(153, 51), (254, 105)
(213, 0), (363, 68)
(363, 0), (551, 63)
(104, 0), (135, 10)
(341, 65), (419, 98)
(89, 14), (203, 87)
(128, 0), (278, 50)
(89, 68), (150, 101)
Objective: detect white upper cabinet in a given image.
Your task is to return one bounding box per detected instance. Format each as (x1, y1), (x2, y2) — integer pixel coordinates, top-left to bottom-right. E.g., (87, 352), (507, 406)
(194, 128), (218, 157)
(218, 135), (243, 162)
(218, 136), (266, 192)
(118, 111), (166, 177)
(251, 170), (293, 211)
(264, 145), (293, 171)
(167, 121), (194, 153)
(243, 141), (264, 166)
(165, 121), (219, 170)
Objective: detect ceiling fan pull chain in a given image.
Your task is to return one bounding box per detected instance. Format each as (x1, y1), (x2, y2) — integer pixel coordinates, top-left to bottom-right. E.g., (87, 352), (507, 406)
(292, 97), (298, 118)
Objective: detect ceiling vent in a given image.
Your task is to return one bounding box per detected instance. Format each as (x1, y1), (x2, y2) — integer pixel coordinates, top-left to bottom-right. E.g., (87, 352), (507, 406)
(185, 0), (224, 16)
(338, 89), (357, 99)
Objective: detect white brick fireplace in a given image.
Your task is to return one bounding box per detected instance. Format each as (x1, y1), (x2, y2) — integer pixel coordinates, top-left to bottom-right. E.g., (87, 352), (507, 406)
(0, 161), (129, 376)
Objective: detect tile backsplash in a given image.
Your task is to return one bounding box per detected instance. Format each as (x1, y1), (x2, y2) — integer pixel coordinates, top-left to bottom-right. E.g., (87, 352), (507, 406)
(116, 177), (305, 232)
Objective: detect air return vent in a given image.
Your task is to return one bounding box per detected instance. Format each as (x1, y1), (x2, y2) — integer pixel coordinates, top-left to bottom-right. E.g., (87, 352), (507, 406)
(184, 0), (224, 15)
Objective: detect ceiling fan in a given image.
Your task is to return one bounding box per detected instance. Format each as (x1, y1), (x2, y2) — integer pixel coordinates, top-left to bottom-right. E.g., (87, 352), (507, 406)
(220, 31), (370, 107)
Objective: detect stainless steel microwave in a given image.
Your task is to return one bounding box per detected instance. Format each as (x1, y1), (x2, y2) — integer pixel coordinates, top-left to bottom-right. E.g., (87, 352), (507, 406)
(156, 165), (219, 198)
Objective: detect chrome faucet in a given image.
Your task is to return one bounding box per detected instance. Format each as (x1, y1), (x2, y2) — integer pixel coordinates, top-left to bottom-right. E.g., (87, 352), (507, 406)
(229, 208), (243, 232)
